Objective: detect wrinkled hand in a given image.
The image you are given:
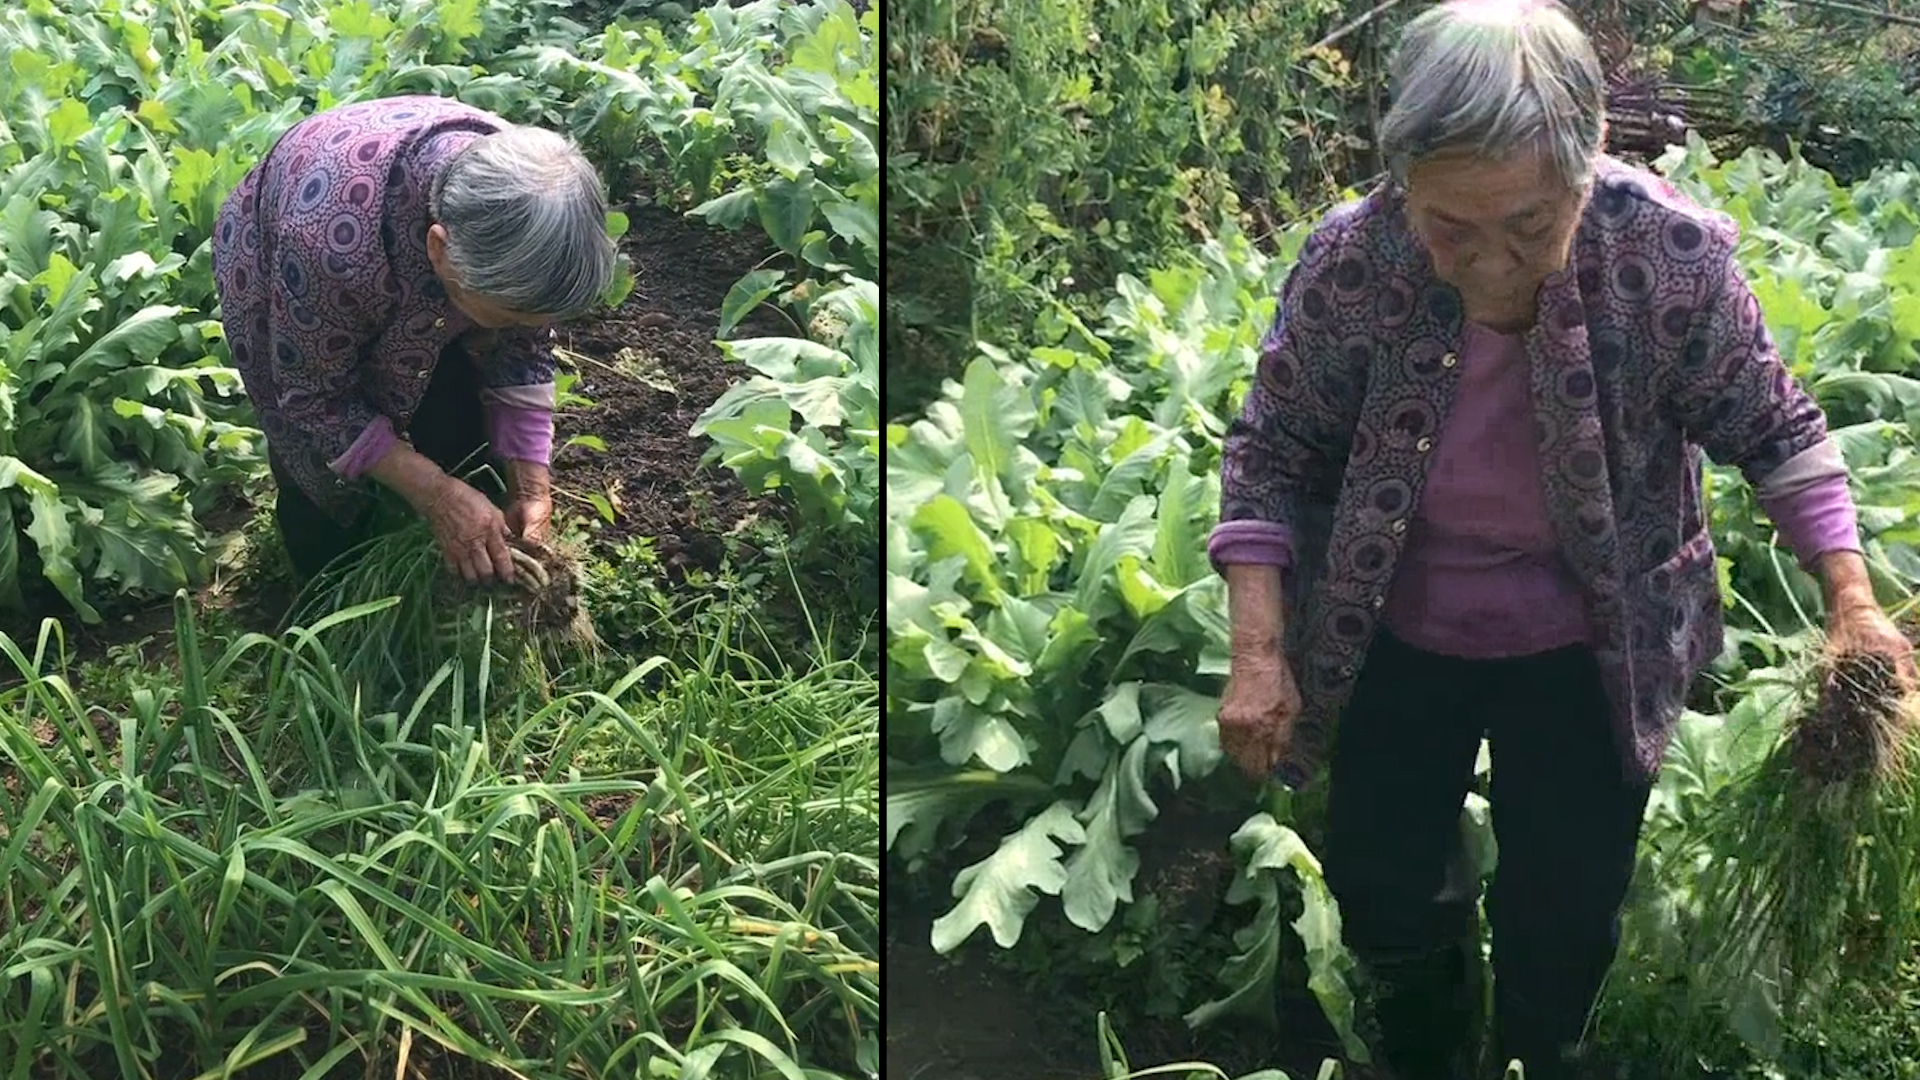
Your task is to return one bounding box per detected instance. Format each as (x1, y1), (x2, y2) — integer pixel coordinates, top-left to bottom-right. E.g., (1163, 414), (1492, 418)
(1218, 648), (1303, 782)
(424, 477), (517, 584)
(505, 490), (554, 548)
(1826, 600), (1918, 693)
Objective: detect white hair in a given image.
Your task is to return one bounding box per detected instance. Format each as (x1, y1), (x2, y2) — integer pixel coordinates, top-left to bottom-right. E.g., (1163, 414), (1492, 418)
(1378, 0), (1607, 191)
(429, 126), (618, 317)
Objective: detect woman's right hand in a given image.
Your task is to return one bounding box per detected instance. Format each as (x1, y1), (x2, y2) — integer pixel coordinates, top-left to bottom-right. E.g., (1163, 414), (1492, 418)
(423, 476), (518, 584)
(1218, 647), (1303, 782)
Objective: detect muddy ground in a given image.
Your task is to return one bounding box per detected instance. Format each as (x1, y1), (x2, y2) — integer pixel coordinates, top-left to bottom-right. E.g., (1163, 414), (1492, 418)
(548, 203), (789, 577)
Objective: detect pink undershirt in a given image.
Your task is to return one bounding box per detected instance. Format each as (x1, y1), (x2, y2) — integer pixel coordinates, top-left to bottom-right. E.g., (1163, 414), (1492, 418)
(1210, 322), (1861, 660)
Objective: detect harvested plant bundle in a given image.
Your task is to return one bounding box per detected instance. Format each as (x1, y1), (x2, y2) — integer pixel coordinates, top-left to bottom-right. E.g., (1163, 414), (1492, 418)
(287, 521), (599, 708)
(1687, 644), (1920, 1023)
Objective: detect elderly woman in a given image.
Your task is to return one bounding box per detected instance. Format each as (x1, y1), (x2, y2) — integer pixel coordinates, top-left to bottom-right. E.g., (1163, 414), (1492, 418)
(212, 95), (617, 585)
(1211, 2), (1916, 1077)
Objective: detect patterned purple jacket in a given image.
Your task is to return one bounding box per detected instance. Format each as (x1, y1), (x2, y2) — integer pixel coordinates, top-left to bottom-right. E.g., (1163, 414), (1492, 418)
(211, 96), (558, 525)
(1220, 155), (1842, 785)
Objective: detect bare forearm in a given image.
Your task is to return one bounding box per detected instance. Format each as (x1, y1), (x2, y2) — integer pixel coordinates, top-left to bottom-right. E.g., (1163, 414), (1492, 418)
(365, 442), (451, 512)
(1226, 563), (1287, 655)
(505, 460), (551, 499)
(1816, 549), (1877, 617)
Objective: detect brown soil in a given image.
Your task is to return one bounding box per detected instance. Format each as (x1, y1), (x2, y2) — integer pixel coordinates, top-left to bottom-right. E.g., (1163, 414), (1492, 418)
(548, 203), (789, 583)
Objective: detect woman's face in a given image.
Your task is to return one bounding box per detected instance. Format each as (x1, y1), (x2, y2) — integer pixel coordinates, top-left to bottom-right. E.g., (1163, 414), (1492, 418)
(1402, 148), (1589, 327)
(426, 224), (554, 330)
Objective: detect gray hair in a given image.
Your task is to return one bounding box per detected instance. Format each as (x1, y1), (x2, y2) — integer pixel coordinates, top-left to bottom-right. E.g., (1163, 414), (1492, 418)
(429, 126), (618, 318)
(1378, 0), (1606, 191)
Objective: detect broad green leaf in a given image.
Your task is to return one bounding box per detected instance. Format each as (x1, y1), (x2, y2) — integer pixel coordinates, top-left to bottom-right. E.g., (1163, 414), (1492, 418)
(885, 767), (1053, 856)
(1034, 607), (1100, 678)
(31, 252), (82, 305)
(754, 176), (815, 256)
(722, 67), (820, 177)
(718, 269), (786, 338)
(690, 187), (757, 231)
(136, 98), (180, 135)
(909, 494), (998, 598)
(59, 397), (112, 476)
(56, 304), (182, 394)
(787, 5), (864, 80)
(1188, 813), (1367, 1061)
(1140, 682), (1224, 781)
(0, 460), (94, 622)
(1115, 554), (1177, 620)
(89, 497), (197, 591)
(1004, 517), (1062, 595)
(0, 198), (59, 281)
(821, 197), (877, 254)
(433, 0), (486, 41)
(958, 355), (1037, 508)
(931, 801), (1086, 953)
(0, 496), (21, 611)
(1061, 736), (1155, 931)
(1153, 451), (1211, 588)
(983, 595), (1052, 666)
(886, 420), (961, 513)
(699, 373), (851, 435)
(1097, 682), (1144, 744)
(1073, 495), (1159, 618)
(47, 99), (91, 149)
(887, 572), (974, 684)
(721, 336), (849, 382)
(927, 695), (1028, 772)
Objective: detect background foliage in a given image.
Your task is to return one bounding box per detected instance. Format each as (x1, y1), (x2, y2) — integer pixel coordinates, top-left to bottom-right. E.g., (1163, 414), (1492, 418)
(0, 0), (882, 1077)
(885, 0), (1920, 1074)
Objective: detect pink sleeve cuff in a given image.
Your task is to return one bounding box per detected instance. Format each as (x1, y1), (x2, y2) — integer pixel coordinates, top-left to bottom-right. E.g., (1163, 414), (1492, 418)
(1760, 473), (1862, 571)
(329, 416), (399, 479)
(1207, 519), (1295, 574)
(484, 402), (554, 465)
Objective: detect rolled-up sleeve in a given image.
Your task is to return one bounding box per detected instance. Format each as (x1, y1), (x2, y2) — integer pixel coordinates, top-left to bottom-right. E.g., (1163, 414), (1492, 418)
(1755, 439), (1862, 569)
(475, 326), (558, 465)
(1672, 251), (1860, 568)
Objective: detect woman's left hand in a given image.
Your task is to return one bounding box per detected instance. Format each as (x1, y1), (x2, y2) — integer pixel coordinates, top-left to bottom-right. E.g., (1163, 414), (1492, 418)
(1825, 601), (1918, 693)
(505, 491), (554, 547)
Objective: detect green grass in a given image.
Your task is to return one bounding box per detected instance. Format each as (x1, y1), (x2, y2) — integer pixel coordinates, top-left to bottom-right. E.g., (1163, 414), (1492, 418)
(0, 584), (880, 1079)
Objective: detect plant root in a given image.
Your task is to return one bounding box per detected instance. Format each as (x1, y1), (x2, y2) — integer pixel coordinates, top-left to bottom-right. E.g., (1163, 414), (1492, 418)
(1789, 651), (1911, 785)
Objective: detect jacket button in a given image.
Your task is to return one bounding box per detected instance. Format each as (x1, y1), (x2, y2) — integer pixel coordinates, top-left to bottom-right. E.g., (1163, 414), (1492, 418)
(1340, 665), (1355, 678)
(435, 317), (446, 329)
(1417, 436), (1433, 453)
(1391, 518), (1407, 534)
(1442, 352), (1458, 368)
(1372, 594), (1385, 609)
(417, 370), (429, 379)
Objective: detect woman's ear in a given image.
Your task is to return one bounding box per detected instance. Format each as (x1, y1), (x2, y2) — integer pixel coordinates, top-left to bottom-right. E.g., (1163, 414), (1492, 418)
(426, 223), (450, 273)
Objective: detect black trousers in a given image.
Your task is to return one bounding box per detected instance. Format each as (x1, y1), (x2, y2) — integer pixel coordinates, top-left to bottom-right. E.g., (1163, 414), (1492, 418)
(1322, 630), (1651, 1080)
(269, 345), (497, 582)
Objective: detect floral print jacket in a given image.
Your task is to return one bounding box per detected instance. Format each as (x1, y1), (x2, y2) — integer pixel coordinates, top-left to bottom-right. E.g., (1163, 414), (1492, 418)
(211, 95), (558, 525)
(1219, 155), (1846, 785)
